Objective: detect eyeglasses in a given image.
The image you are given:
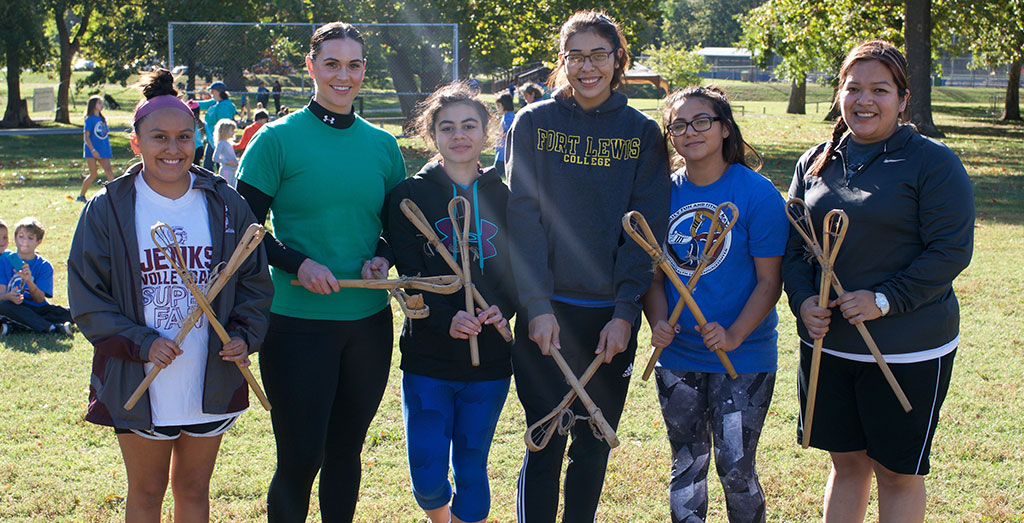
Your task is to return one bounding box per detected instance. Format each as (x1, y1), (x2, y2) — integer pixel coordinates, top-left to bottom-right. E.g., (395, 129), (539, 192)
(563, 51), (613, 68)
(666, 116), (722, 136)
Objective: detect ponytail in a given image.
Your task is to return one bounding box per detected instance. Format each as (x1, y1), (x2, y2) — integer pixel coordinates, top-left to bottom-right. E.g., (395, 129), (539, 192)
(807, 117), (848, 177)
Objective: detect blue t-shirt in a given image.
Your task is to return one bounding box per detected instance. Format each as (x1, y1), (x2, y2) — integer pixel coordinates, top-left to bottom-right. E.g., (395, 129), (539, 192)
(659, 163), (788, 373)
(83, 115), (113, 159)
(0, 252), (54, 307)
(494, 111), (516, 162)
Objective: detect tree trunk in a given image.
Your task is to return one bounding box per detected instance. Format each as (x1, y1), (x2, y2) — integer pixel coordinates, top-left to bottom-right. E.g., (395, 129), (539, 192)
(1001, 57), (1022, 121)
(2, 45), (35, 128)
(787, 74), (806, 114)
(904, 0), (942, 136)
(54, 5), (92, 124)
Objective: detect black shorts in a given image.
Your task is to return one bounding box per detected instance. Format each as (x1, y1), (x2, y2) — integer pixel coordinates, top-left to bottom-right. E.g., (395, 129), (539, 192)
(797, 342), (955, 475)
(114, 416), (239, 441)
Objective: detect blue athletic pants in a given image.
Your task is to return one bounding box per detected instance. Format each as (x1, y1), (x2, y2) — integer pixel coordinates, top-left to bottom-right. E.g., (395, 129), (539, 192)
(402, 372), (510, 522)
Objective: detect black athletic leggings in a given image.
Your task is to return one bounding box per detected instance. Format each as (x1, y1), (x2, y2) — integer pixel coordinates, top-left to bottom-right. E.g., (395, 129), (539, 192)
(512, 302), (638, 522)
(260, 308), (393, 522)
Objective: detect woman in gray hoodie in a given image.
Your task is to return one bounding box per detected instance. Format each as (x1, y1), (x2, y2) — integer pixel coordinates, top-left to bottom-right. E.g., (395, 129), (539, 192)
(505, 10), (669, 521)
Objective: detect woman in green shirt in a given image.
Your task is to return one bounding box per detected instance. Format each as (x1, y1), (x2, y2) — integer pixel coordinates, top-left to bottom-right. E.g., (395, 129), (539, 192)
(236, 22), (406, 522)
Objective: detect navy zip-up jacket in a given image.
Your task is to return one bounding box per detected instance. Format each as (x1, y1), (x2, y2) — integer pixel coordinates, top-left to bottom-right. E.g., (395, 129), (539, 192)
(783, 125), (974, 356)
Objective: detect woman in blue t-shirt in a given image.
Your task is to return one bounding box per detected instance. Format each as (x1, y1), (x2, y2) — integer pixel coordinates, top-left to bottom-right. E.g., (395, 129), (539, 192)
(642, 85), (788, 523)
(79, 95), (115, 202)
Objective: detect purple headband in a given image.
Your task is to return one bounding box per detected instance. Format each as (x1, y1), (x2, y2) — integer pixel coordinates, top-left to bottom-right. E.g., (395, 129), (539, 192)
(133, 95), (194, 125)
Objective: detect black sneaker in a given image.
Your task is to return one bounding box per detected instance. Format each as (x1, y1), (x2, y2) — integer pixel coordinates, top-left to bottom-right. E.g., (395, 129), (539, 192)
(56, 322), (74, 335)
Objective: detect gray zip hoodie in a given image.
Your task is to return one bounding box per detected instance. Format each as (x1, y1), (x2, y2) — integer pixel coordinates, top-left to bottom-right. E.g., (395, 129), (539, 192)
(506, 90), (669, 322)
(68, 163), (273, 428)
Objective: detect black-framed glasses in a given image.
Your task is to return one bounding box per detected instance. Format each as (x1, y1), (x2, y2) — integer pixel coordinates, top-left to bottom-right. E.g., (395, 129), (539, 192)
(666, 116), (722, 136)
(563, 51), (613, 68)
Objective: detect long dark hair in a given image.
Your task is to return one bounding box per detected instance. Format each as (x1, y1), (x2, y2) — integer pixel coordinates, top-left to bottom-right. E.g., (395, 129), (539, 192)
(547, 10), (630, 95)
(807, 40), (910, 177)
(85, 95), (106, 124)
(661, 85), (762, 172)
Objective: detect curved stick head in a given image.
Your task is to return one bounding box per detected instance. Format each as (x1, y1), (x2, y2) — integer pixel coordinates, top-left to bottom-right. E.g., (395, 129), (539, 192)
(823, 209), (850, 264)
(785, 198), (818, 244)
(241, 223), (266, 249)
(701, 201), (740, 263)
(622, 210), (657, 246)
(400, 198), (428, 226)
(150, 222), (184, 268)
(447, 196), (472, 238)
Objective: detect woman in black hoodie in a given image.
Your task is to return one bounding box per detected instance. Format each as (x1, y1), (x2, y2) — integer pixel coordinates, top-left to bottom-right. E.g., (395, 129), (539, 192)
(387, 82), (517, 523)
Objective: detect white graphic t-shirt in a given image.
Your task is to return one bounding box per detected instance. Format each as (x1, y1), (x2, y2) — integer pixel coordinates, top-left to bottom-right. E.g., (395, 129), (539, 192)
(135, 173), (242, 425)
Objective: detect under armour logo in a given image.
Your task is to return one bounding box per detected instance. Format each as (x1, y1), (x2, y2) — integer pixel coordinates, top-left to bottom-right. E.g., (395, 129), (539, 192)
(323, 115), (335, 124)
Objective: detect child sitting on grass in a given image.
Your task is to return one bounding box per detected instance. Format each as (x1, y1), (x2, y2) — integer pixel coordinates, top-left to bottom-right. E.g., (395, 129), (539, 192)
(0, 217), (73, 336)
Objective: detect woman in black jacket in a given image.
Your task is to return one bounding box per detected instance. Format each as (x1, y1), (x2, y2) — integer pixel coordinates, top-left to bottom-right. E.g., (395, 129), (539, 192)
(782, 40), (974, 522)
(387, 82), (516, 523)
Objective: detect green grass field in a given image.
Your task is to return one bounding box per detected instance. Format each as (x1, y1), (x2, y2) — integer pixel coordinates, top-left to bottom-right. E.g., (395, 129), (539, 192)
(1, 81), (1023, 521)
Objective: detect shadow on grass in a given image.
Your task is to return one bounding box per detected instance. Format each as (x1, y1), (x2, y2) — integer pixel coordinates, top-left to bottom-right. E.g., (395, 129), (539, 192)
(2, 332), (75, 353)
(972, 174), (1024, 224)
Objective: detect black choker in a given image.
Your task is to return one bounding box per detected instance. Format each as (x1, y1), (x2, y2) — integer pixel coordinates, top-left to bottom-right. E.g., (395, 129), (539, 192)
(308, 99), (356, 129)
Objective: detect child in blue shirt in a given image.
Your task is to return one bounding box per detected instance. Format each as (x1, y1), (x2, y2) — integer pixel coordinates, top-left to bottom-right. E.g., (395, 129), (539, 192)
(642, 85), (788, 523)
(0, 217), (73, 335)
(79, 95), (115, 202)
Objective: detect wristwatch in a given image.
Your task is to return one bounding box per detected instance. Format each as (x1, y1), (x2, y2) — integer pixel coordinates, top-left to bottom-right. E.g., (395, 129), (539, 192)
(874, 292), (890, 316)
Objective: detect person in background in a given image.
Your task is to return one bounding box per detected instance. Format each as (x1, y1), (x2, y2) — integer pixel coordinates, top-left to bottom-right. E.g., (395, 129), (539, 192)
(272, 80), (283, 115)
(0, 217), (73, 335)
(782, 40), (974, 523)
(79, 95), (116, 202)
(257, 81), (270, 109)
(212, 118), (239, 187)
(196, 81), (236, 171)
(492, 92), (515, 178)
(234, 109), (269, 154)
(188, 100), (206, 166)
(520, 82), (544, 105)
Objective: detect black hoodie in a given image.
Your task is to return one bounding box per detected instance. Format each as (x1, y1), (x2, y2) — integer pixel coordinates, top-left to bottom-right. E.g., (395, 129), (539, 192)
(386, 161), (517, 381)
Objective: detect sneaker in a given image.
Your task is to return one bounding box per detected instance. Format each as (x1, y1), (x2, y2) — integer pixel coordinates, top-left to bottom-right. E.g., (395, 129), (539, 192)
(0, 323), (8, 336)
(75, 195), (87, 203)
(56, 322), (73, 335)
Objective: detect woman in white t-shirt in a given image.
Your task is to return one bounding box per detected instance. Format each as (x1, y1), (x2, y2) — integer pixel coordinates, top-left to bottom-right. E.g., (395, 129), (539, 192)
(68, 69), (272, 521)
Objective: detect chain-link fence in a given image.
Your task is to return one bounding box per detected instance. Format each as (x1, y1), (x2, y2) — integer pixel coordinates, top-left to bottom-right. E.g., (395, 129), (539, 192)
(169, 22), (458, 129)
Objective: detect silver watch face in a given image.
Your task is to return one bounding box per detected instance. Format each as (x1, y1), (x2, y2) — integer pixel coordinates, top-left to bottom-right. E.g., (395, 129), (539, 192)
(874, 292), (889, 313)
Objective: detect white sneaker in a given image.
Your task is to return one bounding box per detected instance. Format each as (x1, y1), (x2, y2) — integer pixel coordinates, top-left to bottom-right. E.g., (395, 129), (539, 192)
(0, 323), (8, 336)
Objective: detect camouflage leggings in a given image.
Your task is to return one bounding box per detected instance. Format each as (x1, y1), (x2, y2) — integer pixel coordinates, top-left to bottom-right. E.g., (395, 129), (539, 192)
(655, 369), (776, 523)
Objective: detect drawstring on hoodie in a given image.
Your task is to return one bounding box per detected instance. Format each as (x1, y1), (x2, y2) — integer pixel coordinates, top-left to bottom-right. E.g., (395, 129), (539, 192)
(451, 181), (486, 275)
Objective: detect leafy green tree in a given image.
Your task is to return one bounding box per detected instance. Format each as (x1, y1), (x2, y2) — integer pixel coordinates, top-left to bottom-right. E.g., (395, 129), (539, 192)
(47, 0), (97, 123)
(0, 0), (50, 127)
(740, 0), (901, 115)
(660, 0), (762, 48)
(940, 0), (1023, 121)
(642, 45), (709, 89)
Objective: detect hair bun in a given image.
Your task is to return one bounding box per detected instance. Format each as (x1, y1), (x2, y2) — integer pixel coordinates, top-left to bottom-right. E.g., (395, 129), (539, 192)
(138, 69), (178, 99)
